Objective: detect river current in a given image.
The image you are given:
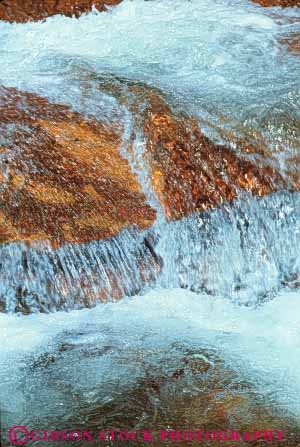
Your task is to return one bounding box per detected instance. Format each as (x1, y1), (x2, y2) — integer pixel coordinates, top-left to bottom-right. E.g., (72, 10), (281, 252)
(1, 0), (300, 443)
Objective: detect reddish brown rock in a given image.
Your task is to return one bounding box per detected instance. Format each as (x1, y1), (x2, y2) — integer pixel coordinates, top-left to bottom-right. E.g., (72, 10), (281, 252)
(0, 0), (122, 23)
(134, 89), (288, 220)
(0, 87), (156, 247)
(93, 79), (290, 220)
(0, 83), (292, 243)
(252, 0), (300, 6)
(0, 82), (295, 312)
(64, 347), (299, 447)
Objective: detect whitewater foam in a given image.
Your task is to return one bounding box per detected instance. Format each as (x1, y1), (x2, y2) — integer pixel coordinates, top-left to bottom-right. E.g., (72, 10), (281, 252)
(1, 288), (300, 422)
(0, 0), (299, 147)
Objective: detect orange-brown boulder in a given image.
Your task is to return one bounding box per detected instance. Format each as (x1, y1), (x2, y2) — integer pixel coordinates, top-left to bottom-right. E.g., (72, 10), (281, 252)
(0, 81), (294, 313)
(89, 78), (291, 220)
(0, 81), (291, 240)
(0, 0), (122, 23)
(0, 86), (161, 313)
(120, 85), (288, 220)
(0, 87), (156, 247)
(252, 0), (300, 6)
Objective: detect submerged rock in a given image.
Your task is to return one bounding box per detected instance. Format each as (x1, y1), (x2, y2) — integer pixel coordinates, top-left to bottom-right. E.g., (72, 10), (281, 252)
(280, 32), (300, 54)
(5, 341), (298, 446)
(0, 0), (122, 23)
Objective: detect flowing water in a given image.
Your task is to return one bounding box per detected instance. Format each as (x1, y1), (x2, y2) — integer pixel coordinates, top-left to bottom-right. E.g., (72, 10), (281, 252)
(1, 0), (300, 444)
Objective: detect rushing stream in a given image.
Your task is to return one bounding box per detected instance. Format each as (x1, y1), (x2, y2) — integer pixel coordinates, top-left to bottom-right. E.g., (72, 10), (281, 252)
(1, 0), (300, 445)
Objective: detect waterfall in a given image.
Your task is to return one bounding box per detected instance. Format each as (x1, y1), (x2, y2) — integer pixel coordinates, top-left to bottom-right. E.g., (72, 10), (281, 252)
(0, 228), (161, 313)
(0, 0), (299, 313)
(157, 192), (300, 305)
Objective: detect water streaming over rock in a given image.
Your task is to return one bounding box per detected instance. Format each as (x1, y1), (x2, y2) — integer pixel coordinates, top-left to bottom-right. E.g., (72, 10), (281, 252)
(156, 192), (300, 304)
(0, 2), (299, 314)
(0, 228), (160, 313)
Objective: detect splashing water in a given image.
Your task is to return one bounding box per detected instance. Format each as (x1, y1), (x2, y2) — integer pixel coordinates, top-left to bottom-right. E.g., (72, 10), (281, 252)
(157, 192), (300, 304)
(0, 0), (300, 144)
(0, 228), (160, 313)
(1, 288), (300, 436)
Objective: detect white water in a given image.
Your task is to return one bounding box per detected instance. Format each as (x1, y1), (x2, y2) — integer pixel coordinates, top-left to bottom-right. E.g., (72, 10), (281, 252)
(0, 0), (300, 147)
(1, 288), (300, 427)
(0, 228), (159, 313)
(0, 0), (300, 433)
(157, 192), (300, 304)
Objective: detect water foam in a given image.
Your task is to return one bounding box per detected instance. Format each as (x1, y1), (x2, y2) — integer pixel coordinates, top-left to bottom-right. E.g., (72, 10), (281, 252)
(1, 287), (300, 424)
(0, 0), (299, 146)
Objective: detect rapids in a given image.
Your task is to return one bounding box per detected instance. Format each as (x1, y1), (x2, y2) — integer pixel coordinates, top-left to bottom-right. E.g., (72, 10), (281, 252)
(0, 0), (300, 148)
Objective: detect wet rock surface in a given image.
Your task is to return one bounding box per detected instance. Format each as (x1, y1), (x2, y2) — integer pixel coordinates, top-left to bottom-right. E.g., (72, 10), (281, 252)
(0, 0), (122, 23)
(0, 80), (297, 313)
(0, 1), (299, 443)
(141, 92), (289, 220)
(104, 79), (290, 221)
(0, 87), (155, 247)
(253, 0), (300, 6)
(0, 87), (160, 313)
(0, 79), (296, 244)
